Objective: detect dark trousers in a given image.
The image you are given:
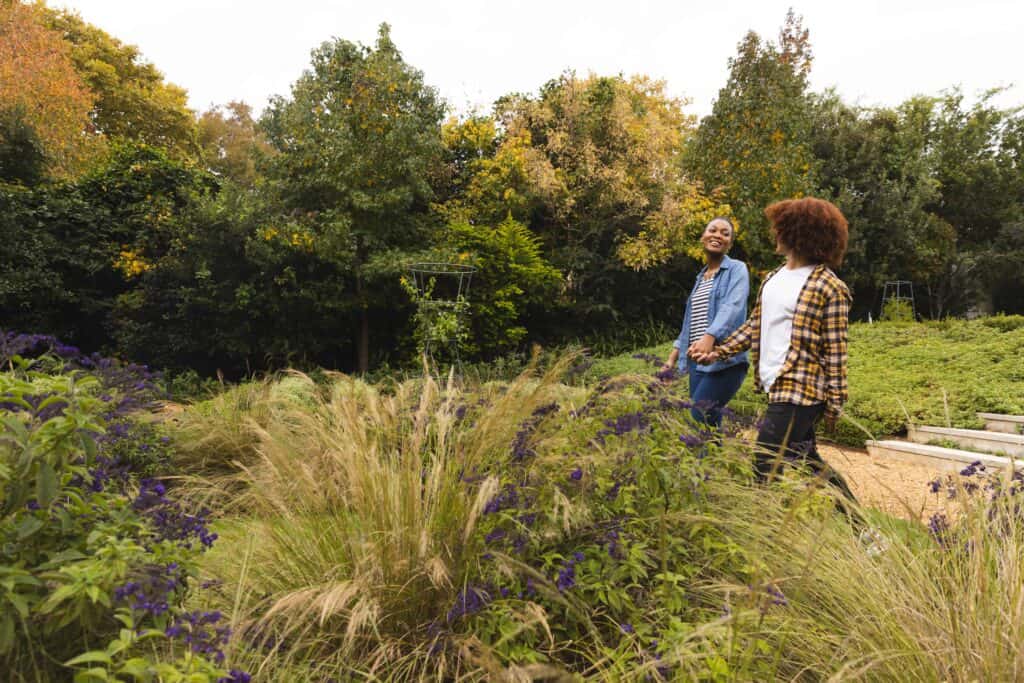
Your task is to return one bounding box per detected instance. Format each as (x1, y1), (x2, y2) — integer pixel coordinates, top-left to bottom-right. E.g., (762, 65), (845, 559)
(687, 360), (748, 429)
(754, 402), (857, 505)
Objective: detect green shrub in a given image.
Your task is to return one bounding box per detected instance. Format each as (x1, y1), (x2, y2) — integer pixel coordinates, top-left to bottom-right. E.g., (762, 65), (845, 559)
(880, 298), (915, 322)
(0, 358), (241, 681)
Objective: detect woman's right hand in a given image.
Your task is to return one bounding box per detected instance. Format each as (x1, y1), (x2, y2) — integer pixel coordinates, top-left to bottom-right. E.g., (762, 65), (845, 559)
(664, 348), (680, 370)
(693, 349), (720, 364)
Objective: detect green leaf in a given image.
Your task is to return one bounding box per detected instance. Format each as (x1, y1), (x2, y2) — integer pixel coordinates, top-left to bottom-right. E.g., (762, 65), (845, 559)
(116, 657), (151, 679)
(15, 514), (44, 540)
(6, 592), (30, 618)
(73, 668), (110, 683)
(0, 616), (15, 654)
(66, 650), (114, 666)
(81, 432), (98, 460)
(1, 415), (29, 445)
(38, 583), (78, 614)
(36, 460), (58, 506)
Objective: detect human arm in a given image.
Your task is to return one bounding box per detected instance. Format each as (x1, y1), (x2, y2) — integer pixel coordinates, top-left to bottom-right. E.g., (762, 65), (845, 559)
(704, 261), (750, 342)
(694, 316), (755, 364)
(822, 284), (851, 422)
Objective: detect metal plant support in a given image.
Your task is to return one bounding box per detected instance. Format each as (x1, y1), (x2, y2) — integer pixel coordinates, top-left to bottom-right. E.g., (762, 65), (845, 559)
(881, 280), (916, 321)
(409, 263), (475, 375)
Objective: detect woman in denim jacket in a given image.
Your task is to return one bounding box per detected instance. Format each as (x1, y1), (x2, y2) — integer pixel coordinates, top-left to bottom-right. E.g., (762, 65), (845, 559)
(661, 218), (749, 428)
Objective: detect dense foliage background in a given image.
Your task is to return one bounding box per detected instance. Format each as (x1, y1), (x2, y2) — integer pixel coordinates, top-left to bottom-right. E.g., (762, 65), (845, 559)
(2, 3), (1023, 376)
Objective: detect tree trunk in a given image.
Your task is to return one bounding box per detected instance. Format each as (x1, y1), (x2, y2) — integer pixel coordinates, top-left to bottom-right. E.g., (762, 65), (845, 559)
(358, 308), (369, 374)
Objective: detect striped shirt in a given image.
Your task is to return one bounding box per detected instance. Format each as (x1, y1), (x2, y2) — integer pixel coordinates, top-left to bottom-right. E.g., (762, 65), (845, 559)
(715, 264), (851, 419)
(688, 277), (716, 345)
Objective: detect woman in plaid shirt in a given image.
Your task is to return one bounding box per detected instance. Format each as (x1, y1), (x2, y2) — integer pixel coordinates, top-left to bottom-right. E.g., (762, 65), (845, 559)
(695, 197), (856, 501)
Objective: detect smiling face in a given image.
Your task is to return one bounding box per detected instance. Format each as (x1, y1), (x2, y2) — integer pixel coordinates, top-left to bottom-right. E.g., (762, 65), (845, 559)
(700, 219), (734, 256)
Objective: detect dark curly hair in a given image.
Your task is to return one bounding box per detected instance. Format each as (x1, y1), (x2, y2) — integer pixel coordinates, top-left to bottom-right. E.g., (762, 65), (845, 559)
(765, 198), (848, 269)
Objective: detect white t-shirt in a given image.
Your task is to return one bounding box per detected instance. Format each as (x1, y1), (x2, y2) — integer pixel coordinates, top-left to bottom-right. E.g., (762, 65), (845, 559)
(759, 265), (815, 390)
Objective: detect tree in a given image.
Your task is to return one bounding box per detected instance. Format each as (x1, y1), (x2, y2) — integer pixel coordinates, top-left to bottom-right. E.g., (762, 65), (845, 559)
(686, 10), (818, 268)
(42, 6), (199, 158)
(472, 72), (724, 337)
(927, 89), (1023, 248)
(260, 24), (446, 372)
(0, 105), (46, 185)
(0, 0), (98, 177)
(808, 93), (954, 317)
(439, 216), (561, 357)
(197, 101), (271, 187)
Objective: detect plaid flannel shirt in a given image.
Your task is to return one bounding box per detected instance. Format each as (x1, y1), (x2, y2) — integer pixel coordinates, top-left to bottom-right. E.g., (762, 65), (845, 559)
(715, 264), (851, 419)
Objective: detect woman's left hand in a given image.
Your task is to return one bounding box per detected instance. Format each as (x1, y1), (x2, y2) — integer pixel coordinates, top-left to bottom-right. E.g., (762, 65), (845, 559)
(686, 334), (716, 360)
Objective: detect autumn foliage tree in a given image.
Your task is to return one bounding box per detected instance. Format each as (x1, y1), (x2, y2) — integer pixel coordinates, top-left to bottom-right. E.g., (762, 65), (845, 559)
(197, 101), (271, 187)
(42, 6), (199, 158)
(459, 73), (730, 336)
(0, 0), (97, 178)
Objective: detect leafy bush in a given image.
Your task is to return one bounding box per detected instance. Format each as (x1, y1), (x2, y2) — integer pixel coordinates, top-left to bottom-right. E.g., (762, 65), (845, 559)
(0, 332), (246, 681)
(880, 298), (915, 322)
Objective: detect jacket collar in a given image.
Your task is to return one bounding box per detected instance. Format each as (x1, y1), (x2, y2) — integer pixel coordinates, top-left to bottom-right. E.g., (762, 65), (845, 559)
(697, 254), (736, 278)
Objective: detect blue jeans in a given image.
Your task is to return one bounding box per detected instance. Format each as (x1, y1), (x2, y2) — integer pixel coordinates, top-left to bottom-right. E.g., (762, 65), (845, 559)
(687, 359), (748, 429)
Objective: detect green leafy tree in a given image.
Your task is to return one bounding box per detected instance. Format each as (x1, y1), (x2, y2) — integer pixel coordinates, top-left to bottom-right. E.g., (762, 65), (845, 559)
(0, 105), (46, 185)
(809, 92), (954, 317)
(928, 89), (1024, 249)
(686, 10), (818, 268)
(438, 216), (561, 356)
(260, 24), (445, 372)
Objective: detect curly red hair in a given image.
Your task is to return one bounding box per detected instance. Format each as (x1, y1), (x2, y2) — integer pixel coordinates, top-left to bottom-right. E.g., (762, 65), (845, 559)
(765, 198), (849, 269)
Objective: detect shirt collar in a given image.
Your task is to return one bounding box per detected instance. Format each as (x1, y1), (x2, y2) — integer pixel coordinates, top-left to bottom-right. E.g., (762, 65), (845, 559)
(698, 254), (735, 277)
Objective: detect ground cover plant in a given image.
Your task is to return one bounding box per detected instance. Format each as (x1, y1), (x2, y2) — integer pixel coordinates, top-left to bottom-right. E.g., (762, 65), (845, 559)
(586, 316), (1024, 447)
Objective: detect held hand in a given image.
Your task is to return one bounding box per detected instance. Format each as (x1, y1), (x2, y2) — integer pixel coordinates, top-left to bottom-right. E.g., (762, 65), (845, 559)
(693, 349), (720, 365)
(824, 414), (838, 433)
(686, 334), (716, 360)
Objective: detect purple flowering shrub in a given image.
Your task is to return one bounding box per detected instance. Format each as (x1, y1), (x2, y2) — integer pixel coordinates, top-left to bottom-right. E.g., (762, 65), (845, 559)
(0, 334), (246, 681)
(441, 374), (761, 674)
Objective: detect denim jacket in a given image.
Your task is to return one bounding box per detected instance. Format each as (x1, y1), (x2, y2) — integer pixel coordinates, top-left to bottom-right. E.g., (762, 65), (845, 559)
(673, 255), (749, 374)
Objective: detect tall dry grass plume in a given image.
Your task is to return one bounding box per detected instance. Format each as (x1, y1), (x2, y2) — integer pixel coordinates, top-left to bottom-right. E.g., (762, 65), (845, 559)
(190, 357), (581, 680)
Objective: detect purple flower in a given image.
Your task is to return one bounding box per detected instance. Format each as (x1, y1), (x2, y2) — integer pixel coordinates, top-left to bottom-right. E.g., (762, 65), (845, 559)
(115, 563), (186, 616)
(484, 529), (507, 544)
(679, 432), (708, 448)
(929, 512), (951, 543)
(483, 484), (520, 515)
(569, 468), (583, 481)
(654, 366), (677, 382)
(764, 584), (787, 607)
(556, 553), (584, 592)
(620, 622), (635, 634)
(960, 462), (982, 477)
(446, 585), (493, 623)
(167, 610), (231, 664)
(133, 479), (218, 550)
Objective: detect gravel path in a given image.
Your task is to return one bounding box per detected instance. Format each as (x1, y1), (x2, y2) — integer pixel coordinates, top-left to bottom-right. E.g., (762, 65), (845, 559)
(819, 443), (950, 522)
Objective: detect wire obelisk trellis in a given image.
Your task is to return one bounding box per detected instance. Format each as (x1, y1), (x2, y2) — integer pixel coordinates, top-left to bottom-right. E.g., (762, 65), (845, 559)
(881, 280), (916, 321)
(409, 263), (475, 377)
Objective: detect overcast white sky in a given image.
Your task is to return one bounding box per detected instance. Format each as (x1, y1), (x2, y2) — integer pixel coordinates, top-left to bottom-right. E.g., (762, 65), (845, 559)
(53, 0), (1022, 119)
